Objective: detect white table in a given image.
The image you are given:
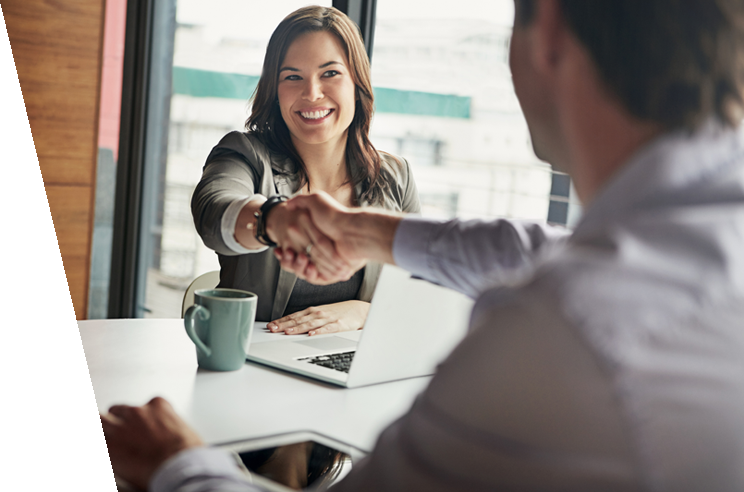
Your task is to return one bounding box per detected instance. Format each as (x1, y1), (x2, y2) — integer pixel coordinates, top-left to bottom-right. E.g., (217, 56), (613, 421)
(78, 318), (430, 451)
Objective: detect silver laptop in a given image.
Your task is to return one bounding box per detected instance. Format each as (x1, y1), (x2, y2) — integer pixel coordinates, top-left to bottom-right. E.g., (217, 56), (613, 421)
(246, 265), (474, 388)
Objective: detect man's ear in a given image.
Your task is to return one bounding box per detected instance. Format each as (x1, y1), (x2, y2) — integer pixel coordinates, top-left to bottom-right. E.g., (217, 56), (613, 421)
(530, 0), (567, 77)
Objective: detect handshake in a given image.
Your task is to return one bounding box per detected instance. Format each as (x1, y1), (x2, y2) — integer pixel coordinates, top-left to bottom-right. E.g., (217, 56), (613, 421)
(259, 191), (403, 283)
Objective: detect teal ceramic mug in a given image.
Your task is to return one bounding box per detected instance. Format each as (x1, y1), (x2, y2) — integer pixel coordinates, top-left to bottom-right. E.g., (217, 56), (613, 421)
(184, 288), (257, 371)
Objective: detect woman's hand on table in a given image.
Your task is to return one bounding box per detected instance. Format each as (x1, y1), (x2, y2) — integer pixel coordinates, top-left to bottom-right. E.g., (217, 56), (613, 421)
(266, 300), (370, 336)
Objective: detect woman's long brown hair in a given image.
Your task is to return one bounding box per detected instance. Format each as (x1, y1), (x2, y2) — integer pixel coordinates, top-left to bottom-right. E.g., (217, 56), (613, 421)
(246, 6), (385, 204)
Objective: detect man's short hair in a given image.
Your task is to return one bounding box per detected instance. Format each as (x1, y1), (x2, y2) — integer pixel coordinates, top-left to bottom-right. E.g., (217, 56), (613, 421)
(514, 0), (744, 129)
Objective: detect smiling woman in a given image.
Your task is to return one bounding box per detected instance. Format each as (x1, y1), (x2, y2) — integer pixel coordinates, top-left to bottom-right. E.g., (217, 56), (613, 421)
(277, 31), (357, 157)
(191, 6), (420, 336)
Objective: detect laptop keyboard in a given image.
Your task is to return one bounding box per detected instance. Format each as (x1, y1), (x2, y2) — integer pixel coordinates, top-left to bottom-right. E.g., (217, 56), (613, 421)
(297, 351), (356, 373)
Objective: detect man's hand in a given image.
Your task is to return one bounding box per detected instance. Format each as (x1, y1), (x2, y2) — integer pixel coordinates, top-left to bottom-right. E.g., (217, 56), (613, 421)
(267, 300), (370, 336)
(233, 198), (350, 280)
(265, 203), (350, 280)
(100, 397), (204, 490)
(275, 192), (402, 284)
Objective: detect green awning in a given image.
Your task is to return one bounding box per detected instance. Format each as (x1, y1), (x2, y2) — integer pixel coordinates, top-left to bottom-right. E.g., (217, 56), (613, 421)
(173, 67), (259, 100)
(372, 87), (470, 119)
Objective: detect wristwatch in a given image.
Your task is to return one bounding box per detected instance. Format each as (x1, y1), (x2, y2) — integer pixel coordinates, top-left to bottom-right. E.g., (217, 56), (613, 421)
(254, 195), (288, 247)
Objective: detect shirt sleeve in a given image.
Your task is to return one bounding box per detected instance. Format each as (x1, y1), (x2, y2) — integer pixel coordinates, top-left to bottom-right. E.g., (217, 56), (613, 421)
(220, 195), (268, 255)
(150, 447), (264, 492)
(392, 215), (570, 298)
(192, 154), (262, 257)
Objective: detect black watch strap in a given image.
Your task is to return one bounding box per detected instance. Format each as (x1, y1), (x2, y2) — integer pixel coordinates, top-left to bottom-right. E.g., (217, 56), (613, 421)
(254, 195), (288, 247)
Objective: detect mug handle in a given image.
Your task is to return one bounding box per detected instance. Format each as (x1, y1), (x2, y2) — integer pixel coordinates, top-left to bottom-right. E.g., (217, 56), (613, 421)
(184, 304), (212, 357)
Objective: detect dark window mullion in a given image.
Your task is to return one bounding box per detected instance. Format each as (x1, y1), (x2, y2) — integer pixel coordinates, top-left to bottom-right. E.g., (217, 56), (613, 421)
(108, 0), (154, 318)
(333, 0), (377, 59)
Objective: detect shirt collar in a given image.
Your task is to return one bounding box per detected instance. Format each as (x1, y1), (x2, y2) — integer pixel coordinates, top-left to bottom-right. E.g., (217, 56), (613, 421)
(573, 118), (744, 238)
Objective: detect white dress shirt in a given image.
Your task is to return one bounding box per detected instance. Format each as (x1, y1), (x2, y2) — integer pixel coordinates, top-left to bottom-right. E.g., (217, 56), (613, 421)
(152, 120), (744, 492)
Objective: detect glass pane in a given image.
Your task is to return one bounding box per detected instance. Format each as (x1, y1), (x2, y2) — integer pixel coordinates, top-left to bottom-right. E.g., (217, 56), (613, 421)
(88, 0), (127, 319)
(371, 0), (580, 223)
(140, 1), (331, 318)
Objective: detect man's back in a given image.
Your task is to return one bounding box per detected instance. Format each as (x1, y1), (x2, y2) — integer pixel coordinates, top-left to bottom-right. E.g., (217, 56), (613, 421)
(553, 120), (744, 490)
(335, 122), (744, 492)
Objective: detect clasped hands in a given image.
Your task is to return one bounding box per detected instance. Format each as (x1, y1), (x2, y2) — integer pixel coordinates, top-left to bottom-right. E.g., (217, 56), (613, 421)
(264, 191), (366, 285)
(247, 191), (399, 336)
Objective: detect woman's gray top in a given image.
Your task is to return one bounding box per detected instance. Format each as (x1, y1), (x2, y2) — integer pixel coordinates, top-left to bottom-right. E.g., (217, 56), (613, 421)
(191, 131), (421, 322)
(284, 268), (365, 316)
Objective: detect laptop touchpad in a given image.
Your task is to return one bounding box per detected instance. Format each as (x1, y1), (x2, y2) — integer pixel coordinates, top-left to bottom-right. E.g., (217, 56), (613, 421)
(295, 336), (356, 351)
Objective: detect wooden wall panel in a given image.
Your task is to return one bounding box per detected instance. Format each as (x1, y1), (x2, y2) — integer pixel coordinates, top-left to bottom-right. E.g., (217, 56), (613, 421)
(45, 186), (92, 318)
(46, 186), (94, 258)
(3, 0), (106, 319)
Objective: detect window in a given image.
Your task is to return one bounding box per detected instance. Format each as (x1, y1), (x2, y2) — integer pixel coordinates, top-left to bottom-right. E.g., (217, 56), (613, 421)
(88, 0), (127, 318)
(105, 0), (580, 318)
(370, 0), (575, 223)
